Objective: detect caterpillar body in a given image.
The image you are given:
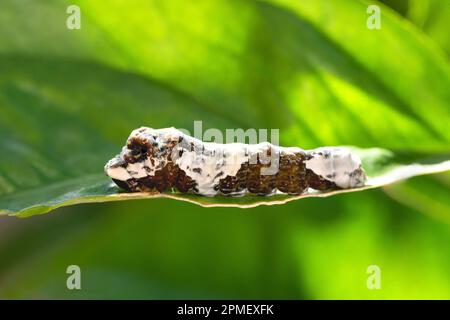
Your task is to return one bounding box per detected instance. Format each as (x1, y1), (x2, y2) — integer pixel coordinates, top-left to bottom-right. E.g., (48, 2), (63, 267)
(105, 127), (366, 196)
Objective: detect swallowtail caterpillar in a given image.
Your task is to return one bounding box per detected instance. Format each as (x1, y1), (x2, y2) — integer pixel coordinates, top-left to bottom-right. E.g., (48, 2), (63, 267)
(105, 127), (366, 196)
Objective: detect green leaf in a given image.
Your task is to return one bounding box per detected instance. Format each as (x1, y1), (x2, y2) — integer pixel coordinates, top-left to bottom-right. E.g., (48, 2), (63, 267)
(383, 171), (450, 224)
(407, 0), (450, 55)
(0, 0), (449, 218)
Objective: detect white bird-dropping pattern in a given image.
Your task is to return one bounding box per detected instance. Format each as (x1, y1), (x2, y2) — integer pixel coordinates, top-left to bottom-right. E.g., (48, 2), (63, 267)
(305, 147), (365, 188)
(174, 141), (249, 196)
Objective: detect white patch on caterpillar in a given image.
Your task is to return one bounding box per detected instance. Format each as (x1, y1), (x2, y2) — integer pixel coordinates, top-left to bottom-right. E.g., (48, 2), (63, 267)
(305, 147), (365, 188)
(174, 137), (271, 196)
(104, 154), (133, 181)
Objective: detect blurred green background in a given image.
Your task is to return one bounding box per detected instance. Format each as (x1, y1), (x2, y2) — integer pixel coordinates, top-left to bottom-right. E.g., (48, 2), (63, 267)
(0, 0), (449, 299)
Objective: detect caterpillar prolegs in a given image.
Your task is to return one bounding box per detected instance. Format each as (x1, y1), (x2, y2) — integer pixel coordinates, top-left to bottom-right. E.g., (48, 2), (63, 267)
(105, 127), (366, 196)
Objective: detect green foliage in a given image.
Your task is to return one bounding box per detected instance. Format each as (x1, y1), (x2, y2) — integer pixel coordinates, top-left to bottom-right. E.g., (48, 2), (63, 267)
(407, 0), (450, 55)
(0, 0), (449, 299)
(0, 0), (449, 216)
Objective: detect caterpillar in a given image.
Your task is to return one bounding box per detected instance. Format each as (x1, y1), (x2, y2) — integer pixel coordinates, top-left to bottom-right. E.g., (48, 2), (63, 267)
(105, 127), (366, 196)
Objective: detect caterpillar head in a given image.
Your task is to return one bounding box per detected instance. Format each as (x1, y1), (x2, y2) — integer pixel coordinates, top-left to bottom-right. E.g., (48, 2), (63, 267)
(105, 127), (183, 187)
